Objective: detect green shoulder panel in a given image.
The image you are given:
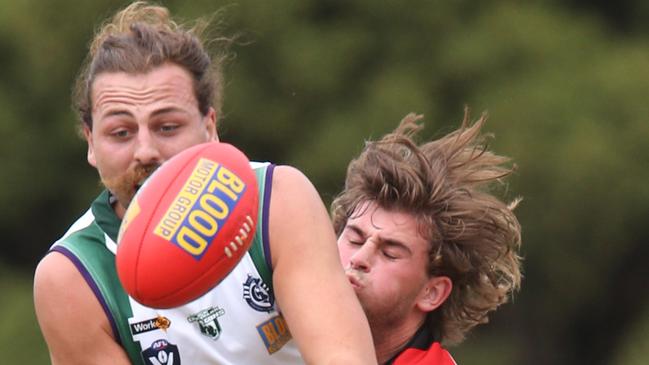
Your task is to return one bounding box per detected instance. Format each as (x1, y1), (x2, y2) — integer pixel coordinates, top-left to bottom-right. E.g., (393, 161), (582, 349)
(56, 224), (143, 364)
(248, 163), (273, 291)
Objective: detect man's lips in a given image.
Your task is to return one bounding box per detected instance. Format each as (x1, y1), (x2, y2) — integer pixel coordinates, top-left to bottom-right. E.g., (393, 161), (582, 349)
(346, 272), (363, 290)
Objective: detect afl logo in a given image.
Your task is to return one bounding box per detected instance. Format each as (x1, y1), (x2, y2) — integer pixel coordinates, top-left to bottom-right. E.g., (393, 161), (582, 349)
(243, 274), (274, 312)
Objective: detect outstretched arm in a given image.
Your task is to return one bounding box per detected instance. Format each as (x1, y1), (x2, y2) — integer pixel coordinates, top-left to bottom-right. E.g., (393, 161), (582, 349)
(269, 166), (377, 365)
(34, 252), (131, 365)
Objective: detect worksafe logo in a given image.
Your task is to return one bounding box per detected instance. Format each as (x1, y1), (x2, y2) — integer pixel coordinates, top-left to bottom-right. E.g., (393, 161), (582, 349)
(130, 315), (171, 336)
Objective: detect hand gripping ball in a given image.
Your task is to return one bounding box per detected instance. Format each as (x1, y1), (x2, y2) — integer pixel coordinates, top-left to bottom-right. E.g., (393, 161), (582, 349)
(116, 142), (259, 308)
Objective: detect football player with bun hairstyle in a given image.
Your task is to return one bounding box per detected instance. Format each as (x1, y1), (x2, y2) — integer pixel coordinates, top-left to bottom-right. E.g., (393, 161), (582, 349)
(332, 111), (523, 364)
(33, 2), (376, 364)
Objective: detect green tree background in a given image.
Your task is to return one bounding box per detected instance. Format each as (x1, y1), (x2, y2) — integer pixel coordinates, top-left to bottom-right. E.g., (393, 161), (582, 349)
(1, 0), (647, 364)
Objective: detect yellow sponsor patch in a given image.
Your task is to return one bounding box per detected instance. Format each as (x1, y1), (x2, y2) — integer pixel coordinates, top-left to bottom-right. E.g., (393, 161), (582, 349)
(256, 314), (292, 354)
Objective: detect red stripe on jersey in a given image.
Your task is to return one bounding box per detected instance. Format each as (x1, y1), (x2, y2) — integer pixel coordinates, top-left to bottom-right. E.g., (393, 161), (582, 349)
(393, 342), (457, 365)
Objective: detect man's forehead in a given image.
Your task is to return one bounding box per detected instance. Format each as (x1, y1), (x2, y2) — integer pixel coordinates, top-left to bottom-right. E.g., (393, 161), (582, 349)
(91, 65), (198, 111)
(348, 202), (422, 236)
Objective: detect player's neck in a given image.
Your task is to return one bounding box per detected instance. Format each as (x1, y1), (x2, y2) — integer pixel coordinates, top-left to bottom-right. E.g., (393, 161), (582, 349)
(371, 316), (424, 364)
(112, 199), (127, 219)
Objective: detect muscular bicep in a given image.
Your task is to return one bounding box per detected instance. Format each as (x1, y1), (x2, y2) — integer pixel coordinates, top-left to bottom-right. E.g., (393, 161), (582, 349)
(268, 166), (377, 365)
(33, 252), (131, 365)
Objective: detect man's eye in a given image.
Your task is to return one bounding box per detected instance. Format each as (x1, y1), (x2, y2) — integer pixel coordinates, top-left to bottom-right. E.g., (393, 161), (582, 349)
(112, 129), (129, 138)
(382, 250), (399, 260)
(160, 124), (179, 133)
(349, 240), (364, 246)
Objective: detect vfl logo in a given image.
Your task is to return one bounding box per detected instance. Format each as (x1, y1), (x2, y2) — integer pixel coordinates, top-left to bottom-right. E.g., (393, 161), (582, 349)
(130, 315), (171, 336)
(243, 274), (274, 312)
(187, 306), (225, 340)
(142, 339), (180, 365)
(154, 158), (247, 260)
(256, 314), (292, 354)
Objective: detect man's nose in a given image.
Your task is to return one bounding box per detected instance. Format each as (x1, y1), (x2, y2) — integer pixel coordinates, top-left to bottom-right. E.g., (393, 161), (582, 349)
(133, 130), (162, 165)
(349, 243), (374, 273)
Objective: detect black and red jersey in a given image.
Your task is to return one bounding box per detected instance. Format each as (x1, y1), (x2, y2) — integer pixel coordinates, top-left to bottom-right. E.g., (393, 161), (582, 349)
(387, 325), (457, 365)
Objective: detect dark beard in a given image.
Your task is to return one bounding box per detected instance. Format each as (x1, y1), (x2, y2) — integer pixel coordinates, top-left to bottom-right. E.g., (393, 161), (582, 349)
(102, 163), (160, 209)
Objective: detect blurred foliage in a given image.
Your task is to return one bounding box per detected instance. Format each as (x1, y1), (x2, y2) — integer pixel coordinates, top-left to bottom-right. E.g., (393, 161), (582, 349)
(0, 261), (49, 362)
(0, 0), (647, 364)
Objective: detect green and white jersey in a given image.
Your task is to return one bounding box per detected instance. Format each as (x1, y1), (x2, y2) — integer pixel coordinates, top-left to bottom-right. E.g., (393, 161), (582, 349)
(50, 163), (302, 365)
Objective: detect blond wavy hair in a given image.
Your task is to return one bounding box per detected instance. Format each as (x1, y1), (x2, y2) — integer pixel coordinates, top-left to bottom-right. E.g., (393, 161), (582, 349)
(73, 1), (232, 129)
(331, 110), (522, 345)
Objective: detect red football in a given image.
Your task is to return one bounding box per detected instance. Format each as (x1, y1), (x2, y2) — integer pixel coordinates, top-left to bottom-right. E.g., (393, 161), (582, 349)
(116, 142), (259, 308)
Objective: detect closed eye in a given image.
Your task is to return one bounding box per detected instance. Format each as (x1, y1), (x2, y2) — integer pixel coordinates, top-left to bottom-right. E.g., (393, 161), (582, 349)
(382, 249), (399, 260)
(343, 225), (367, 246)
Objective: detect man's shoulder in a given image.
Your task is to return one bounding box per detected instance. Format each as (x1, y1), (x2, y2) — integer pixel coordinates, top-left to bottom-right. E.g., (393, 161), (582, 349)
(55, 209), (97, 243)
(47, 199), (118, 278)
(52, 208), (111, 253)
(53, 190), (119, 251)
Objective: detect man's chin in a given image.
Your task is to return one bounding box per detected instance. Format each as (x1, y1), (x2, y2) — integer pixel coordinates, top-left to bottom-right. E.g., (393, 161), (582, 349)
(102, 165), (159, 210)
(106, 188), (136, 209)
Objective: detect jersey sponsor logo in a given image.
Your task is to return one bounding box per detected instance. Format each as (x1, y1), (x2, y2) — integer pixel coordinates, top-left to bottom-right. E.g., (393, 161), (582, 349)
(142, 339), (181, 365)
(130, 315), (172, 336)
(243, 274), (274, 312)
(256, 314), (292, 354)
(187, 306), (226, 340)
(154, 158), (247, 260)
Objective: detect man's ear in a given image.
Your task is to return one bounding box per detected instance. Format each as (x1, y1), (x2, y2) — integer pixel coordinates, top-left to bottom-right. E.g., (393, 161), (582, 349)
(204, 107), (218, 142)
(83, 125), (97, 167)
(416, 276), (452, 313)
